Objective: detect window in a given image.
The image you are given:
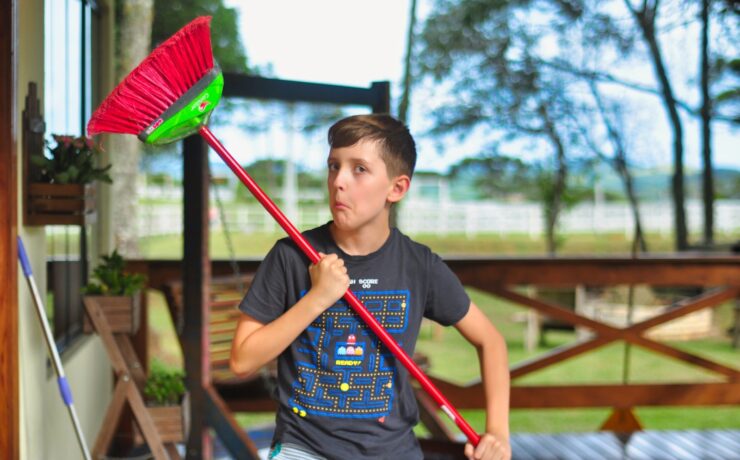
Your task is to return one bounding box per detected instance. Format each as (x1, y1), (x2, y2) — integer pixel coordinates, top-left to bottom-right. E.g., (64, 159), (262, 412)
(44, 0), (96, 349)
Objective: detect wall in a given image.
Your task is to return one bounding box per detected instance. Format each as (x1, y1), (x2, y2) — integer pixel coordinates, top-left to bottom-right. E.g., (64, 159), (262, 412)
(17, 0), (114, 458)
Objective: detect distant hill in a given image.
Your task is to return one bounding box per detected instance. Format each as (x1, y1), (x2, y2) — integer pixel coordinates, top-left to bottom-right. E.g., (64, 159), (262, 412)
(597, 167), (740, 201)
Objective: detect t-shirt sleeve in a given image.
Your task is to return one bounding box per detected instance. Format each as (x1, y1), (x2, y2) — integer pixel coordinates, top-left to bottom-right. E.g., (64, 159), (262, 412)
(238, 240), (291, 324)
(423, 254), (470, 326)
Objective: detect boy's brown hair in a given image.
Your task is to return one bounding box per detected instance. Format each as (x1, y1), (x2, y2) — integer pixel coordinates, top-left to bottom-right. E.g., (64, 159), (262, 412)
(328, 114), (417, 178)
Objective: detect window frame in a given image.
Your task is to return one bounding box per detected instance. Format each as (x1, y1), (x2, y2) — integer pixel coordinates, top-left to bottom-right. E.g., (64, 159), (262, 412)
(44, 0), (98, 352)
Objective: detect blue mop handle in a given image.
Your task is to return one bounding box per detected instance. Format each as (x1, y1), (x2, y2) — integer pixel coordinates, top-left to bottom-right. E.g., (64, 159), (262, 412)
(17, 234), (33, 276)
(17, 237), (72, 402)
(17, 237), (90, 460)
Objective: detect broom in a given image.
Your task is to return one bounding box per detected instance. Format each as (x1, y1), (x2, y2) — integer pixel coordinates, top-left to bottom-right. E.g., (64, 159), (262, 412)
(88, 16), (480, 446)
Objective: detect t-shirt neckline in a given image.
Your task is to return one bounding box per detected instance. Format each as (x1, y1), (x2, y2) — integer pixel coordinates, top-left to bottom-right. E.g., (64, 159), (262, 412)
(321, 222), (398, 264)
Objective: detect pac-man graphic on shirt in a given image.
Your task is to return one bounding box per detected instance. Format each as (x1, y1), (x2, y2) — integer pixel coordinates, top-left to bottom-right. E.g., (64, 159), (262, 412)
(289, 290), (409, 419)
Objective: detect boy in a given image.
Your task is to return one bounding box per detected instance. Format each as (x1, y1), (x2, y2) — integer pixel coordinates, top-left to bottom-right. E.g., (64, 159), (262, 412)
(230, 114), (510, 460)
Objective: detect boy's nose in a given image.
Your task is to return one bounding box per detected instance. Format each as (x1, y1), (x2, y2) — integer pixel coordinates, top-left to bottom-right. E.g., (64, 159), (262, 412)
(331, 169), (348, 190)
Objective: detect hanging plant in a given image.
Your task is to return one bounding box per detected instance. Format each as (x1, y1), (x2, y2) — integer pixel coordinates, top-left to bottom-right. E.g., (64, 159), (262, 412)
(31, 134), (112, 184)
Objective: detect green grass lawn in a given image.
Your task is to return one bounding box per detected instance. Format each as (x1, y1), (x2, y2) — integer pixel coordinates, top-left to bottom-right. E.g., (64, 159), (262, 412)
(136, 231), (692, 259)
(413, 288), (740, 433)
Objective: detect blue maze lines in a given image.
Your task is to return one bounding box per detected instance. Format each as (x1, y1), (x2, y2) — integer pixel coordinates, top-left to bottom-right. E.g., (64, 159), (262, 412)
(289, 290), (410, 419)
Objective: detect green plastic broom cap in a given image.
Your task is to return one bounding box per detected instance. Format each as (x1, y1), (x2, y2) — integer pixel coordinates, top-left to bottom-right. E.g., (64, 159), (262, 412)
(139, 67), (224, 145)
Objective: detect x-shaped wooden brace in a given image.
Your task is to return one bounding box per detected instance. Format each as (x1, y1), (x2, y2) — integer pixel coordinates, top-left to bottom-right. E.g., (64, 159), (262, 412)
(487, 286), (740, 381)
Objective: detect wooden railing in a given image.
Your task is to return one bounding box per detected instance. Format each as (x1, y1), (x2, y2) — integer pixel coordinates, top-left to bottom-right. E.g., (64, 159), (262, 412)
(123, 255), (739, 451)
(443, 256), (740, 412)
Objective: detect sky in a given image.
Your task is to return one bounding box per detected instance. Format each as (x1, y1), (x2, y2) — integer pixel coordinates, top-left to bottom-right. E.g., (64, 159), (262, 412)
(220, 0), (739, 174)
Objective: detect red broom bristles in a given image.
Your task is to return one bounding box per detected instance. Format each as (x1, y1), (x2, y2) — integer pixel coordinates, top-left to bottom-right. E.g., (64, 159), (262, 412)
(87, 16), (215, 137)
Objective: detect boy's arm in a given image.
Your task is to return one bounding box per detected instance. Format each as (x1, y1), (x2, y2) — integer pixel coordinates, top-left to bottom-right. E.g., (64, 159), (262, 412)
(455, 301), (511, 460)
(230, 253), (349, 377)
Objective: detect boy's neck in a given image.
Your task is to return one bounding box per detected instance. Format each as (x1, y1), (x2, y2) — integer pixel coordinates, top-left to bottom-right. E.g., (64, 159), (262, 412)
(329, 220), (391, 256)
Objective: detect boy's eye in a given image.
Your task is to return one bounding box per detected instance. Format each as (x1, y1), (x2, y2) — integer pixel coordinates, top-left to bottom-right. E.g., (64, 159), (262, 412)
(354, 165), (367, 174)
(328, 163), (339, 171)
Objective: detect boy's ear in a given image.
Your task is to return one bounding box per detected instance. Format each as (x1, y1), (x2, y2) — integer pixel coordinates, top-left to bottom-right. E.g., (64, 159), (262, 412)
(387, 174), (411, 204)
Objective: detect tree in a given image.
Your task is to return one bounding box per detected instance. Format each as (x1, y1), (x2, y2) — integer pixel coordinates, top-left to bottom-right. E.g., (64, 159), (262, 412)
(701, 0), (740, 244)
(152, 0), (248, 73)
(108, 0), (248, 257)
(449, 152), (532, 200)
(398, 0), (418, 124)
(109, 0), (154, 257)
(624, 0), (688, 250)
(699, 0), (714, 246)
(419, 0), (593, 254)
(574, 82), (649, 252)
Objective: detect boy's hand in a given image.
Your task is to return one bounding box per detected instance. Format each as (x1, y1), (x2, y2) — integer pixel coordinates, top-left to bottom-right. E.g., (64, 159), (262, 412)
(464, 433), (511, 460)
(308, 252), (350, 308)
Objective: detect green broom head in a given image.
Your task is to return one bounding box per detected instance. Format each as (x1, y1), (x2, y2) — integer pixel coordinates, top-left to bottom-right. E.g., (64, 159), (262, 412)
(87, 16), (223, 145)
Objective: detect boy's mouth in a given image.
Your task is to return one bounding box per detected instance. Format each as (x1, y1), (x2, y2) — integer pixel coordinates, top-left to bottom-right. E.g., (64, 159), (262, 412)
(334, 200), (349, 210)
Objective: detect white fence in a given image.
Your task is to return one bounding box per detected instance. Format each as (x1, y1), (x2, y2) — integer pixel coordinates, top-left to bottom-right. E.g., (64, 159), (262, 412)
(136, 199), (740, 238)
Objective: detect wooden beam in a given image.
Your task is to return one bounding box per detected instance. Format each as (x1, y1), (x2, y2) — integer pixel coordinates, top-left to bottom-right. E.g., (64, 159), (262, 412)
(447, 257), (740, 287)
(425, 379), (740, 409)
(510, 383), (740, 409)
(510, 337), (612, 379)
(183, 135), (211, 459)
(493, 287), (740, 379)
(204, 385), (261, 460)
(0, 0), (19, 457)
(631, 287), (738, 332)
(222, 73), (388, 109)
(125, 257), (740, 292)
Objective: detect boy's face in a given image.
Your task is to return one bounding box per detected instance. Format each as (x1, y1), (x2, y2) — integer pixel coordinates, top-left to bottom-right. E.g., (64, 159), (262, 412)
(327, 139), (409, 232)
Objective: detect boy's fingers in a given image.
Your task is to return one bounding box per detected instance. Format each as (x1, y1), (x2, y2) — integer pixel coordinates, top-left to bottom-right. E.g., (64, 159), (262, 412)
(464, 442), (474, 458)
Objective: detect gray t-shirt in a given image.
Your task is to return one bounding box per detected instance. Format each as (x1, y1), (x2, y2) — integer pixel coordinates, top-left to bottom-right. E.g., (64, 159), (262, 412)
(239, 223), (470, 460)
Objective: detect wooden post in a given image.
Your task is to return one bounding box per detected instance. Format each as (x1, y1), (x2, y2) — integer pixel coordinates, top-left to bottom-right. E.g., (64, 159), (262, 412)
(183, 134), (211, 459)
(524, 286), (540, 352)
(0, 0), (19, 457)
(371, 81), (390, 114)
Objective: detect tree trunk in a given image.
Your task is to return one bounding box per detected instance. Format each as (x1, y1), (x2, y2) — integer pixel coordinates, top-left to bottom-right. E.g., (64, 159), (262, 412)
(111, 0), (154, 257)
(589, 82), (648, 252)
(631, 3), (688, 250)
(618, 158), (648, 253)
(398, 0), (418, 124)
(700, 0), (714, 246)
(542, 109), (567, 256)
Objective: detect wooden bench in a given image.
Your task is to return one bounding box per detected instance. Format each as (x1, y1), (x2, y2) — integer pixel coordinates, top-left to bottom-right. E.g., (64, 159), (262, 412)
(161, 274), (278, 392)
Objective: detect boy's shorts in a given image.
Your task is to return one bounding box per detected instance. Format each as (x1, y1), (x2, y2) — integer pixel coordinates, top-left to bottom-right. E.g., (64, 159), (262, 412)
(268, 441), (326, 460)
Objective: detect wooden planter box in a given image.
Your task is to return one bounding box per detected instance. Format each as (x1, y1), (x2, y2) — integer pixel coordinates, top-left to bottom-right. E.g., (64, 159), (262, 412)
(145, 404), (185, 444)
(25, 182), (96, 226)
(83, 293), (141, 335)
(132, 393), (188, 445)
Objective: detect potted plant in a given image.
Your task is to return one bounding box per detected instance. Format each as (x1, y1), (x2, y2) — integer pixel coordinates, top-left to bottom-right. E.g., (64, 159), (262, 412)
(82, 250), (146, 334)
(141, 362), (187, 444)
(26, 134), (112, 225)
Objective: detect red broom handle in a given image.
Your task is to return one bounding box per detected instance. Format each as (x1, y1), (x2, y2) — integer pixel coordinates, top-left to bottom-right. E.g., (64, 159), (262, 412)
(199, 126), (480, 446)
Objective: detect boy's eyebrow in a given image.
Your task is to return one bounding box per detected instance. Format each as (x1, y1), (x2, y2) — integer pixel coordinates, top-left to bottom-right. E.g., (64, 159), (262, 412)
(326, 154), (373, 163)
